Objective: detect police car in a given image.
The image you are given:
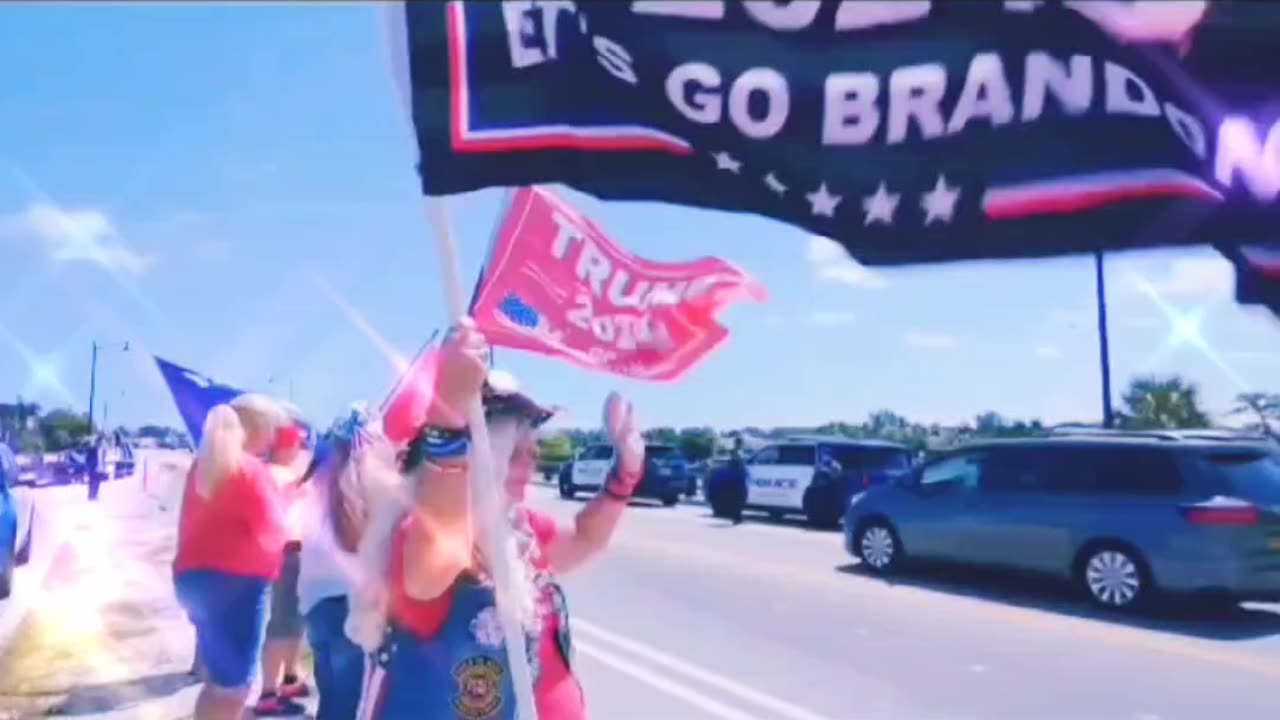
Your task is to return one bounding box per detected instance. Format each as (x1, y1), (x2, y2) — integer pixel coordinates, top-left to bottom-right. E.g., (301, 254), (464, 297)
(708, 436), (913, 528)
(558, 443), (689, 506)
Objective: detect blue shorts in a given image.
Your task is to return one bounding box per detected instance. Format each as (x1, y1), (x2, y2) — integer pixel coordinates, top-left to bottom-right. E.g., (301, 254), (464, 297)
(174, 570), (271, 689)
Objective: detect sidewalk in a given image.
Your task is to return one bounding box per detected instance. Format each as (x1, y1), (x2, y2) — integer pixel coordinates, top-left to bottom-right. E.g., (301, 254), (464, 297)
(0, 456), (200, 720)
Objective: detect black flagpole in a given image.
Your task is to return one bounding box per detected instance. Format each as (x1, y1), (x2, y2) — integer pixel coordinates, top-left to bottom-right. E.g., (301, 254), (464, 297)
(1095, 251), (1115, 428)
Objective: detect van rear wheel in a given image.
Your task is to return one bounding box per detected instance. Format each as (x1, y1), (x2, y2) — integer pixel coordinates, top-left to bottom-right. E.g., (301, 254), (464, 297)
(1078, 544), (1150, 610)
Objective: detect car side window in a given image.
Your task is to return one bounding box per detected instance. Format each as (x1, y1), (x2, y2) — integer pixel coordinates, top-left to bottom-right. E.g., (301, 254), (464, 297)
(919, 454), (982, 489)
(982, 449), (1052, 493)
(580, 446), (612, 461)
(777, 444), (816, 466)
(1080, 447), (1184, 495)
(750, 446), (780, 465)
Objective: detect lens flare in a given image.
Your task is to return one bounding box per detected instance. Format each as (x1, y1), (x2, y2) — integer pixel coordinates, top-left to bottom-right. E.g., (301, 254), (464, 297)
(1128, 272), (1249, 391)
(0, 319), (79, 407)
(311, 273), (411, 375)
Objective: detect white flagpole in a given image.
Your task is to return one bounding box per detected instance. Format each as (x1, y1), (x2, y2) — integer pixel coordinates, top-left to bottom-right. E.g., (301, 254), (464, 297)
(424, 196), (540, 720)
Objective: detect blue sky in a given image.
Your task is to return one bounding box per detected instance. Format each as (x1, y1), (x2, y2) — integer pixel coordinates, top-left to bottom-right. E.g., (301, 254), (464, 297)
(2, 3), (1279, 433)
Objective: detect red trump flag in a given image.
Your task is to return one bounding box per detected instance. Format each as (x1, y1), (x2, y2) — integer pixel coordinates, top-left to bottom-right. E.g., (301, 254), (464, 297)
(470, 187), (766, 381)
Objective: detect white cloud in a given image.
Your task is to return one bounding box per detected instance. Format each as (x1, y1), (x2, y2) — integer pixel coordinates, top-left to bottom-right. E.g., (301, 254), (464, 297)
(807, 310), (856, 326)
(806, 236), (887, 289)
(1035, 344), (1062, 359)
(904, 331), (958, 350)
(1131, 257), (1232, 300)
(1, 203), (154, 275)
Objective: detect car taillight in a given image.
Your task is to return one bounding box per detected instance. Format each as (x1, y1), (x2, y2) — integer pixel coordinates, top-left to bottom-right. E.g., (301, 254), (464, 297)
(1179, 503), (1260, 526)
(862, 473), (871, 488)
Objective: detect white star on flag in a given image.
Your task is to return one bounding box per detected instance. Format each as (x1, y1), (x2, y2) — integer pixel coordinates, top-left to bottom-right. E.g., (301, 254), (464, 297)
(862, 182), (900, 226)
(764, 173), (787, 196)
(712, 151), (742, 173)
(805, 183), (842, 217)
(921, 175), (961, 225)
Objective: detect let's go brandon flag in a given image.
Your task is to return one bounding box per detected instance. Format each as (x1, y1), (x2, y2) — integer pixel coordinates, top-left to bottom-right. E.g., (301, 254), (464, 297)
(384, 1), (1280, 316)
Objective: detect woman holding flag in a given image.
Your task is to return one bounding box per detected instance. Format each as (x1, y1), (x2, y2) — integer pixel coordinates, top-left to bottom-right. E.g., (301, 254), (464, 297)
(349, 320), (645, 719)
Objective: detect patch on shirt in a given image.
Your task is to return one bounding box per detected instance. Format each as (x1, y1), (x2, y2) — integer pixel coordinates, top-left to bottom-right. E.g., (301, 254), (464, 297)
(469, 606), (505, 649)
(452, 656), (505, 719)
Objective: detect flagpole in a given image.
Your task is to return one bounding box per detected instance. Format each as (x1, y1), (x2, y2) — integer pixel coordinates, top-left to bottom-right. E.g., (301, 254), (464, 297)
(424, 195), (539, 720)
(377, 328), (443, 417)
(469, 188), (517, 372)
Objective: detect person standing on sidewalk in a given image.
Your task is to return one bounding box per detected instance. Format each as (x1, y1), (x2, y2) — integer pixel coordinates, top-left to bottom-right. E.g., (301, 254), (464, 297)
(253, 422), (311, 717)
(349, 322), (646, 719)
(172, 393), (290, 720)
(86, 436), (104, 501)
(297, 405), (383, 720)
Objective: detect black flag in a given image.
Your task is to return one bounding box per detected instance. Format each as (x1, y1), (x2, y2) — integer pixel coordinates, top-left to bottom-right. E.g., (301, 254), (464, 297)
(388, 1), (1280, 316)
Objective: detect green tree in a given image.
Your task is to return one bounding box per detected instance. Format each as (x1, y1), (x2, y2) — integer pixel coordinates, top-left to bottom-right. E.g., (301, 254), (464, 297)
(676, 427), (717, 461)
(865, 409), (909, 438)
(1118, 375), (1210, 430)
(643, 426), (679, 445)
(39, 409), (92, 452)
(973, 411), (1006, 435)
(536, 434), (575, 463)
(1231, 392), (1280, 437)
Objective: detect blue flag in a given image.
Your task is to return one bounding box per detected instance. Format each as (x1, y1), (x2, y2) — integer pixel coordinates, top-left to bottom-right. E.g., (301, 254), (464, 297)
(154, 357), (314, 448)
(154, 357), (248, 445)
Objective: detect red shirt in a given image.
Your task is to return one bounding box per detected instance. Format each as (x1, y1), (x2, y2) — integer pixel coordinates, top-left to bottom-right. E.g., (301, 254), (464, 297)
(173, 456), (288, 580)
(389, 509), (586, 720)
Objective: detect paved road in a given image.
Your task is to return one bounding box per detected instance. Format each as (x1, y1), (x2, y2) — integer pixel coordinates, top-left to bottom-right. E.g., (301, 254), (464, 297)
(0, 483), (96, 650)
(5, 470), (1280, 719)
(0, 451), (184, 652)
(526, 486), (1280, 720)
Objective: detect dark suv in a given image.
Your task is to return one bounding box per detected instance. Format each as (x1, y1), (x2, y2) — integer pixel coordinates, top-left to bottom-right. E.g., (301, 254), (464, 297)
(559, 443), (689, 506)
(845, 430), (1280, 610)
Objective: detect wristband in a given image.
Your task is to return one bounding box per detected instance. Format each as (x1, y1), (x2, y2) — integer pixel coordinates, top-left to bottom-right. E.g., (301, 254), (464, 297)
(403, 425), (470, 471)
(603, 466), (641, 499)
(600, 486), (631, 503)
(421, 426), (471, 458)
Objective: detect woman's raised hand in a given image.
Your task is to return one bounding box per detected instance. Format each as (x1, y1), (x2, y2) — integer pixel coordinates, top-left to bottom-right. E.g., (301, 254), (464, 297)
(603, 392), (645, 485)
(427, 320), (490, 430)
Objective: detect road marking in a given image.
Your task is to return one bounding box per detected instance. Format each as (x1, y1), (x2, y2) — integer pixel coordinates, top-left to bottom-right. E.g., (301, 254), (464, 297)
(575, 639), (764, 720)
(606, 531), (1280, 681)
(575, 618), (842, 720)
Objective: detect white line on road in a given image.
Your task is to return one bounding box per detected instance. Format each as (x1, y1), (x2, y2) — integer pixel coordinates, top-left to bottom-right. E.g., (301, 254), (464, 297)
(575, 638), (764, 720)
(574, 618), (841, 720)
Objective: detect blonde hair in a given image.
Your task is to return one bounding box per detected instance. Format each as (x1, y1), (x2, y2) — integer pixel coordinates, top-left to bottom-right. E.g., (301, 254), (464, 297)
(193, 393), (286, 498)
(345, 416), (543, 652)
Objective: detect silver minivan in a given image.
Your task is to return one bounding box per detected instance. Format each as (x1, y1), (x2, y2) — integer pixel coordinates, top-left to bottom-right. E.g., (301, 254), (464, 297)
(845, 431), (1280, 610)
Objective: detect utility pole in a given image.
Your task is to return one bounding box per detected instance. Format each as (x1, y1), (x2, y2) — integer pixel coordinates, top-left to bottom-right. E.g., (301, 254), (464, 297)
(1094, 252), (1115, 428)
(88, 341), (129, 434)
(88, 342), (99, 433)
